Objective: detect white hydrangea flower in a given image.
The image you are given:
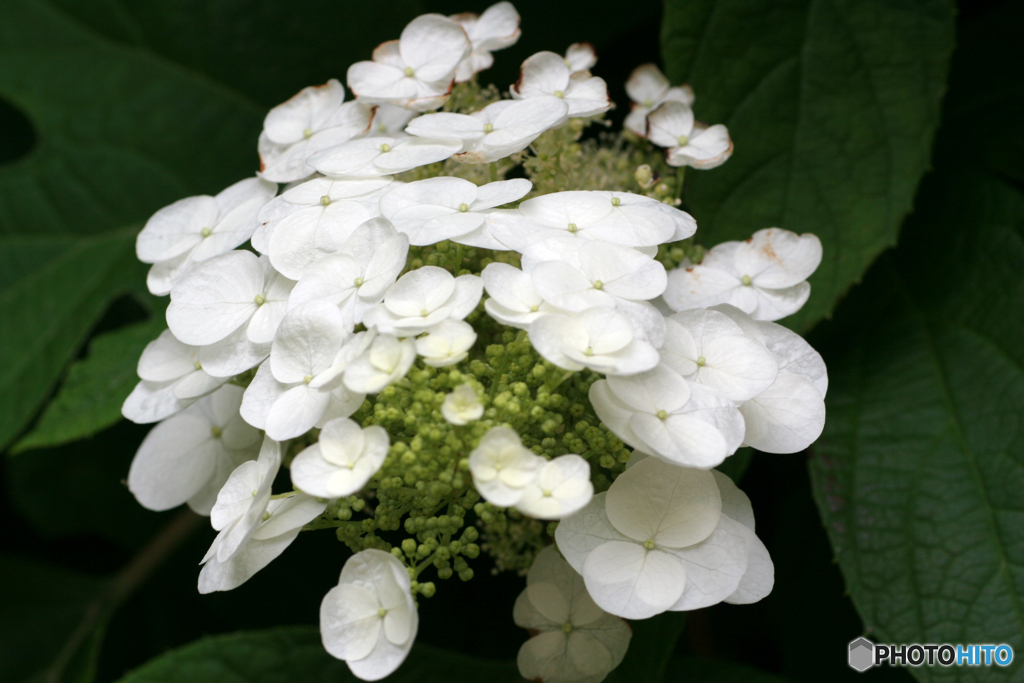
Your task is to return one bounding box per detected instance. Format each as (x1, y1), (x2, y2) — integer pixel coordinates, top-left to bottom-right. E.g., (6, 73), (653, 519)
(253, 178), (395, 279)
(658, 308), (778, 402)
(362, 266), (483, 336)
(291, 417), (389, 499)
(405, 97), (568, 164)
(347, 14), (471, 112)
(127, 385), (260, 515)
(451, 2), (521, 83)
(482, 262), (562, 330)
(555, 456), (756, 619)
(514, 454), (593, 520)
(414, 319), (477, 367)
(736, 319), (827, 453)
(198, 437), (328, 593)
(491, 191), (678, 250)
(589, 364), (745, 468)
(513, 546), (631, 683)
(286, 218), (409, 323)
(646, 101), (733, 169)
(530, 240), (668, 311)
(623, 64), (694, 138)
(122, 330), (228, 424)
(663, 228), (823, 321)
(563, 43), (597, 73)
(240, 301), (365, 440)
(309, 135), (462, 178)
(257, 80), (373, 183)
(441, 385), (484, 425)
(343, 333), (417, 394)
(529, 308), (659, 376)
(510, 51), (610, 118)
(379, 177), (532, 245)
(137, 177), (276, 295)
(166, 250), (295, 348)
(253, 177), (392, 256)
(469, 426), (543, 506)
(321, 549), (419, 681)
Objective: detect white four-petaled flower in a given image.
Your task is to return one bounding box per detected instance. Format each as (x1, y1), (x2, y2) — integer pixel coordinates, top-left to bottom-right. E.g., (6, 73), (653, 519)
(514, 546), (631, 683)
(321, 549), (419, 680)
(347, 14), (471, 112)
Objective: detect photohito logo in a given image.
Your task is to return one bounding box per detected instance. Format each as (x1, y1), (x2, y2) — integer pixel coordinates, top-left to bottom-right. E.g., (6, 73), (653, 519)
(848, 638), (1014, 671)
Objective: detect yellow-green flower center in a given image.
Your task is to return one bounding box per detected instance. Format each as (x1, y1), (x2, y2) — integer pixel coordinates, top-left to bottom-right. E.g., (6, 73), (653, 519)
(741, 274), (753, 286)
(320, 195), (332, 206)
(200, 227), (212, 238)
(458, 203), (469, 212)
(254, 294), (266, 306)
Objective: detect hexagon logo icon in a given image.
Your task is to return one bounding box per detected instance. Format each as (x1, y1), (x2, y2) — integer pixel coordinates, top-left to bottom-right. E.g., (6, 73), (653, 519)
(849, 637), (875, 672)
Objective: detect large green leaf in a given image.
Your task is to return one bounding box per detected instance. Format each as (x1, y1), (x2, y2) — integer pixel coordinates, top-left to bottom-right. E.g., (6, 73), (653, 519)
(0, 231), (144, 449)
(808, 6), (1024, 679)
(114, 627), (522, 683)
(660, 0), (956, 331)
(810, 170), (1024, 681)
(12, 315), (165, 453)
(0, 0), (426, 450)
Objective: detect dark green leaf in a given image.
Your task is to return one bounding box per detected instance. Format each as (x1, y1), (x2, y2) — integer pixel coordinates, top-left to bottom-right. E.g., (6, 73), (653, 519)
(13, 315), (165, 453)
(664, 656), (797, 682)
(114, 627), (523, 683)
(0, 231), (144, 449)
(660, 0), (956, 331)
(0, 555), (108, 683)
(808, 7), (1024, 678)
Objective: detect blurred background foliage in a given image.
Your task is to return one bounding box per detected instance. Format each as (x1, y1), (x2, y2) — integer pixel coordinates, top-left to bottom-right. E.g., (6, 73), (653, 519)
(0, 0), (1021, 681)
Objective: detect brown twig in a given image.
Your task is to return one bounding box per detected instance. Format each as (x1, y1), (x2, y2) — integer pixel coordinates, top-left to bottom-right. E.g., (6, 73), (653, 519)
(44, 508), (204, 683)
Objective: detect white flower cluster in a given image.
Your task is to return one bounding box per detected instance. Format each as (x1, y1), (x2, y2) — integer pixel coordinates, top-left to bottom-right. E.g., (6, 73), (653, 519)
(120, 5), (826, 683)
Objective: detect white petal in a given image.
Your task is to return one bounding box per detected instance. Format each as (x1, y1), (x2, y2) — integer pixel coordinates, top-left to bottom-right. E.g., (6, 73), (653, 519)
(399, 14), (470, 82)
(646, 101), (693, 148)
(757, 320), (828, 396)
(513, 51), (570, 98)
(751, 282), (812, 321)
(553, 492), (630, 574)
(198, 528), (300, 593)
(166, 250), (264, 345)
(605, 456), (721, 547)
(128, 413), (219, 510)
(252, 493), (326, 540)
(239, 362), (288, 429)
(265, 384), (331, 440)
(198, 324), (271, 377)
(136, 195), (216, 263)
(663, 264), (747, 313)
(582, 541), (685, 619)
(320, 583), (384, 661)
(668, 124), (733, 169)
(711, 470), (756, 532)
(738, 371), (825, 453)
(404, 112), (483, 141)
(271, 301), (349, 383)
(725, 527), (774, 604)
(736, 228), (823, 289)
(665, 515), (749, 611)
